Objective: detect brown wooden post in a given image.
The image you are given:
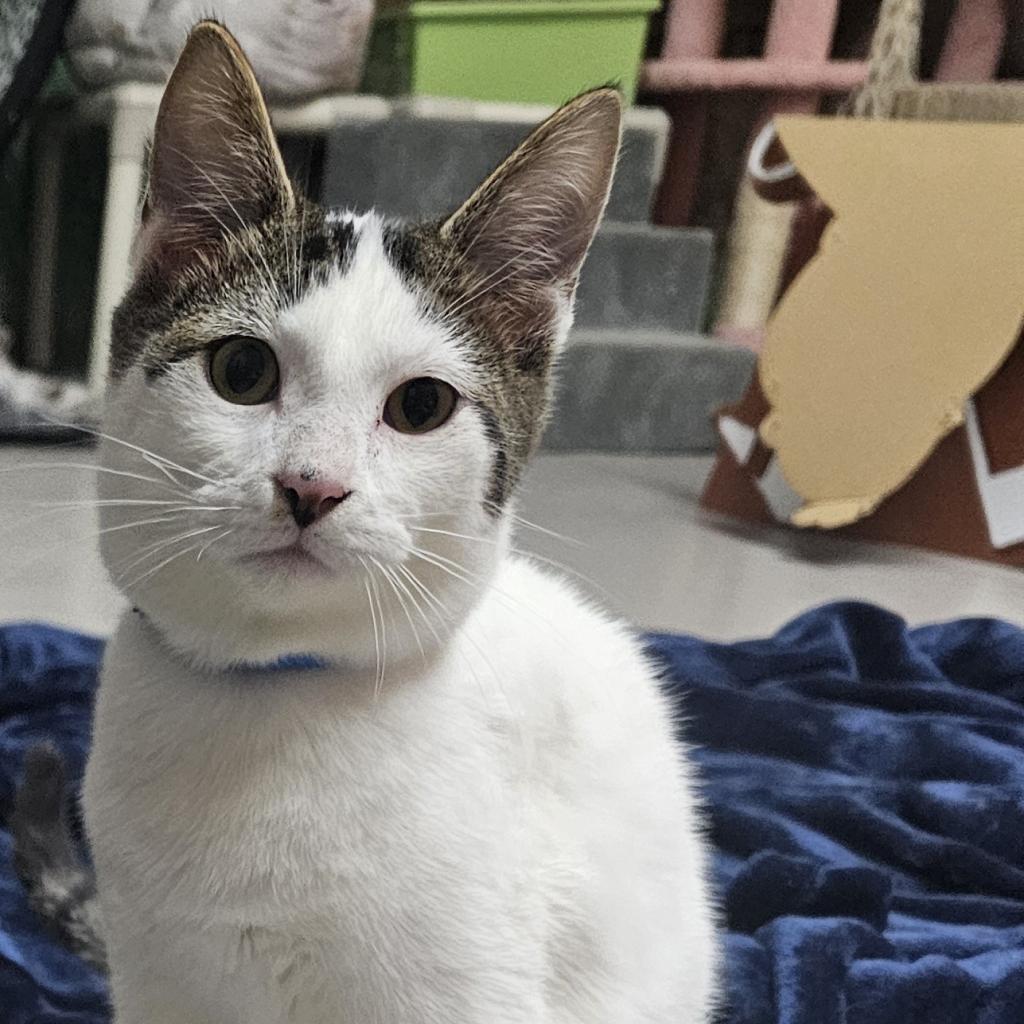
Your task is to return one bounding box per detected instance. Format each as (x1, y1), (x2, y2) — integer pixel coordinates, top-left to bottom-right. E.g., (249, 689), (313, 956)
(652, 0), (727, 226)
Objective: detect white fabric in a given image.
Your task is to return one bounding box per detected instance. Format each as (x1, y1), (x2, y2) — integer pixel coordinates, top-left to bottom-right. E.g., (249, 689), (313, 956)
(66, 0), (375, 100)
(0, 325), (97, 432)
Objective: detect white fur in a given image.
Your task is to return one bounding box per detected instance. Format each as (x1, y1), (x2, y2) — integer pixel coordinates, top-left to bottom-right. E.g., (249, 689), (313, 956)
(84, 216), (718, 1023)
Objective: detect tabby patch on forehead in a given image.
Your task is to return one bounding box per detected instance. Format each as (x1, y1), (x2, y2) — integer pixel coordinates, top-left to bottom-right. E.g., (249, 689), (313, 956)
(119, 209), (360, 382)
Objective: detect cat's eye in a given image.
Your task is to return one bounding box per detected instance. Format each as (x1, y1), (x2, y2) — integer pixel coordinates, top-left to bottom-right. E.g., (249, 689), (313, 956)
(384, 378), (458, 434)
(208, 336), (279, 405)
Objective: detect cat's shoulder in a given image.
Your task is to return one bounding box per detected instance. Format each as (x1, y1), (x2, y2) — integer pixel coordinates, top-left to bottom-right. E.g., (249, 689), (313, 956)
(464, 555), (676, 753)
(498, 552), (626, 624)
(480, 552), (650, 670)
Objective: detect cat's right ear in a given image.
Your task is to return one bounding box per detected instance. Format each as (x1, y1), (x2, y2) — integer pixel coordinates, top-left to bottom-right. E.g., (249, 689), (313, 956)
(440, 88), (621, 296)
(136, 20), (294, 274)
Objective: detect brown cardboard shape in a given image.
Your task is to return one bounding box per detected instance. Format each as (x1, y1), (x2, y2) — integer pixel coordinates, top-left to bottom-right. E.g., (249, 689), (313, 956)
(702, 328), (1024, 569)
(758, 116), (1024, 529)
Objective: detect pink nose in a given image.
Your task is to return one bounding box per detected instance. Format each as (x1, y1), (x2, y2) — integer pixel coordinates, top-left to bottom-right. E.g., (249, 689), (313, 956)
(276, 474), (351, 528)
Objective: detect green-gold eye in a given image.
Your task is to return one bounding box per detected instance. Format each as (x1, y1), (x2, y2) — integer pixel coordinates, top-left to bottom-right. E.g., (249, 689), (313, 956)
(209, 336), (279, 405)
(384, 378), (458, 434)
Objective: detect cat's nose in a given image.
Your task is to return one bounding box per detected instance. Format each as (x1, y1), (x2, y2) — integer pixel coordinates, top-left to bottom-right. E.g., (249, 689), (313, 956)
(275, 475), (351, 529)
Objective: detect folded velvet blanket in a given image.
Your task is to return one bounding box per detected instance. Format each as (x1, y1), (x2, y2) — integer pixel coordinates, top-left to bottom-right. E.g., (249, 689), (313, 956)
(2, 602), (1023, 1022)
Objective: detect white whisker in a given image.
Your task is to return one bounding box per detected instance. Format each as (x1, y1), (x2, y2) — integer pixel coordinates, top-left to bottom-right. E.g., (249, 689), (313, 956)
(197, 527), (234, 561)
(398, 565), (501, 706)
(0, 462), (183, 495)
(407, 546), (479, 589)
(504, 509), (584, 547)
(120, 538), (208, 592)
(407, 546), (586, 658)
(23, 498), (203, 510)
(362, 573), (383, 701)
(408, 526), (608, 599)
(114, 525), (223, 577)
(368, 567), (389, 700)
(396, 565), (448, 647)
(96, 514), (188, 538)
(42, 420), (221, 487)
(141, 453), (190, 489)
(400, 509), (583, 549)
(1, 511), (193, 579)
(373, 558), (426, 663)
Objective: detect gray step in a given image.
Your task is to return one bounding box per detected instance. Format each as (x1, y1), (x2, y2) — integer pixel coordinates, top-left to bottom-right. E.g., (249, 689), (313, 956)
(318, 96), (668, 223)
(576, 223), (713, 333)
(543, 330), (755, 453)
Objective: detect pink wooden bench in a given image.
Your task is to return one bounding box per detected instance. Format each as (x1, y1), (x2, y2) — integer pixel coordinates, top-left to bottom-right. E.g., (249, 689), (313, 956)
(645, 0), (1013, 228)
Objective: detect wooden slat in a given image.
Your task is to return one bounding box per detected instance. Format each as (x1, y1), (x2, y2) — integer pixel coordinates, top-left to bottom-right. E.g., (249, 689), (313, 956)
(642, 58), (868, 94)
(893, 83), (1024, 122)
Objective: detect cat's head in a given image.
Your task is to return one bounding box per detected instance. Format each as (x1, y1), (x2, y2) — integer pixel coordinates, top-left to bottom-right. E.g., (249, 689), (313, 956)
(99, 21), (620, 669)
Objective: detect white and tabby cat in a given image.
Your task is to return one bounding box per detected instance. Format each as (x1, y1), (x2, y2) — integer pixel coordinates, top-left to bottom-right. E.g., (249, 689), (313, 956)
(72, 20), (717, 1023)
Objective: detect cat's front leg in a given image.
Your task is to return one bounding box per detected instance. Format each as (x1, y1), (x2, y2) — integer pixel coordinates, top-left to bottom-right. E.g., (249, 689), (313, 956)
(110, 991), (220, 1024)
(104, 928), (284, 1024)
(109, 976), (278, 1024)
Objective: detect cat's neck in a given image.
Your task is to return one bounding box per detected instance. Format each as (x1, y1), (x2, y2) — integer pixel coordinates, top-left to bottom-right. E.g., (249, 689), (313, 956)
(123, 538), (508, 673)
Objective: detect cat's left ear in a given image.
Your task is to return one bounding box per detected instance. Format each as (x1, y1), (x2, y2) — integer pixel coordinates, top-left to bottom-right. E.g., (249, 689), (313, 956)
(440, 87), (622, 302)
(137, 20), (294, 273)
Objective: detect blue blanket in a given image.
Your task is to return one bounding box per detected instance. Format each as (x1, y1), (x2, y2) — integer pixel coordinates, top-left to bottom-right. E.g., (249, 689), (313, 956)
(1, 602), (1022, 1023)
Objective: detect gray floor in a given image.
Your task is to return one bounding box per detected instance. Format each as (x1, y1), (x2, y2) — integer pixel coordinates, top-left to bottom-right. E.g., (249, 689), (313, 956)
(2, 446), (1023, 640)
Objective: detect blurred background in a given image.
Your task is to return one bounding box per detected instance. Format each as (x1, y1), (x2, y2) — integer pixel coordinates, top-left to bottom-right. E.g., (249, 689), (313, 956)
(1, 0), (1024, 639)
(3, 1), (1021, 420)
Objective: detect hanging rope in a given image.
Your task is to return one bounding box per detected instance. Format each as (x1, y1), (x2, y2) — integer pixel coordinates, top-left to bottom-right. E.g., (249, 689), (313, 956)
(846, 0), (924, 118)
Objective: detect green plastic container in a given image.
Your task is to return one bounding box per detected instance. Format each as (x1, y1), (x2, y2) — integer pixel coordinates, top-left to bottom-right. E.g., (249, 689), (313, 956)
(362, 0), (659, 105)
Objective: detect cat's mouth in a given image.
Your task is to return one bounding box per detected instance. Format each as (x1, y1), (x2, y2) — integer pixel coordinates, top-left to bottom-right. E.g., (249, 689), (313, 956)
(237, 542), (333, 578)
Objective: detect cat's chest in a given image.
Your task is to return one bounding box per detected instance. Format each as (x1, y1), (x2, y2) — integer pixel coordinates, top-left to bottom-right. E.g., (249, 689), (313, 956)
(86, 630), (527, 925)
(86, 632), (554, 1023)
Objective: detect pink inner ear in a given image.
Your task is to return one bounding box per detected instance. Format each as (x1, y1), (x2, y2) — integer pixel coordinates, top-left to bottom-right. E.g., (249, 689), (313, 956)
(138, 22), (293, 273)
(132, 208), (220, 278)
(444, 90), (622, 292)
(462, 184), (601, 291)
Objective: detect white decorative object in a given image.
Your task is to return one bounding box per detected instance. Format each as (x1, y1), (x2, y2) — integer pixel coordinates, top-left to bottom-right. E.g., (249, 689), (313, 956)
(964, 398), (1024, 550)
(65, 0), (375, 100)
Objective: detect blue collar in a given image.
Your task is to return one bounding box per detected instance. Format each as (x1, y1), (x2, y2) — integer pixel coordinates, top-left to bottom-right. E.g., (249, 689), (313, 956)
(234, 653), (331, 673)
(132, 608), (332, 674)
